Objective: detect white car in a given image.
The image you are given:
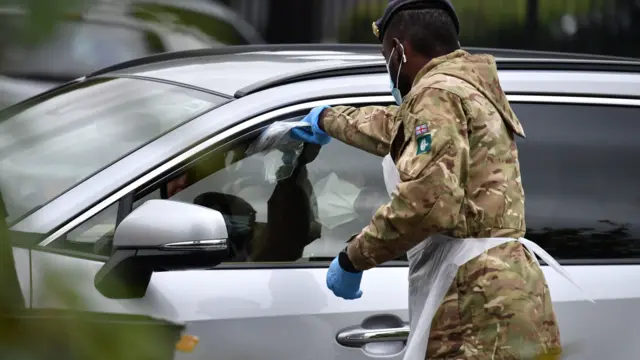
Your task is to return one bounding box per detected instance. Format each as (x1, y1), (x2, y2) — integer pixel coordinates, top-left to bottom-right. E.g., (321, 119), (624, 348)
(3, 44), (640, 359)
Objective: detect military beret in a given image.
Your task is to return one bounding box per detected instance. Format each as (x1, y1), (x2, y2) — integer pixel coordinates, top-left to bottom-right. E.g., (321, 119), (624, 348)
(372, 0), (460, 41)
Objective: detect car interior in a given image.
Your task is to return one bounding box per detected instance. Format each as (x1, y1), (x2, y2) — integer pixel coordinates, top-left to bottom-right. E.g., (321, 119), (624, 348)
(52, 113), (398, 264)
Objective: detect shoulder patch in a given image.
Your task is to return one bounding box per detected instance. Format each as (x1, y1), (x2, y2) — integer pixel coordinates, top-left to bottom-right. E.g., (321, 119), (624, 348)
(415, 124), (429, 136)
(416, 133), (432, 155)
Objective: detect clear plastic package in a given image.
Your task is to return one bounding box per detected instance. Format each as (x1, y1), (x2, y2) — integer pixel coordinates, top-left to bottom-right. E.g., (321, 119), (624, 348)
(245, 120), (310, 156)
(246, 120), (310, 183)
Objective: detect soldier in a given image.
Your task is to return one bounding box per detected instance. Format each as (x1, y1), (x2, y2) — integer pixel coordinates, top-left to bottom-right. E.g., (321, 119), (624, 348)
(289, 1), (587, 359)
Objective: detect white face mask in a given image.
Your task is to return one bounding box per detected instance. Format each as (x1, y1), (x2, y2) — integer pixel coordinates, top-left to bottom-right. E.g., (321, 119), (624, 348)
(314, 172), (362, 230)
(386, 44), (407, 105)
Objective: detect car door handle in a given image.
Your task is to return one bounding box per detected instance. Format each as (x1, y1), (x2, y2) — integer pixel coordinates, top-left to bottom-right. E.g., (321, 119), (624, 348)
(336, 325), (410, 347)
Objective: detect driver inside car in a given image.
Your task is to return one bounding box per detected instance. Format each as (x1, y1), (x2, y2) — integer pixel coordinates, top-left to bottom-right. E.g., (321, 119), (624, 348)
(156, 141), (323, 264)
(247, 143), (323, 262)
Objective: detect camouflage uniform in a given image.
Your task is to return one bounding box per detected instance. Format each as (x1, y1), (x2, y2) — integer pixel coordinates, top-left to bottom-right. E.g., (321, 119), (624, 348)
(322, 50), (561, 359)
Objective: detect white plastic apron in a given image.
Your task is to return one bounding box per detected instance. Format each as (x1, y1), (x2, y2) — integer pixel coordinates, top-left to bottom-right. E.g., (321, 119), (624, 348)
(381, 154), (593, 360)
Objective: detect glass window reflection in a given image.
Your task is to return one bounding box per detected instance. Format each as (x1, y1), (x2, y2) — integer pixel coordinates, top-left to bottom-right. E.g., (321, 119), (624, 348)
(0, 77), (224, 223)
(514, 103), (640, 260)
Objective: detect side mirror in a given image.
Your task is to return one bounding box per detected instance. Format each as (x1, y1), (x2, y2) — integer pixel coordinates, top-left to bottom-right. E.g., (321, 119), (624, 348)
(95, 199), (229, 299)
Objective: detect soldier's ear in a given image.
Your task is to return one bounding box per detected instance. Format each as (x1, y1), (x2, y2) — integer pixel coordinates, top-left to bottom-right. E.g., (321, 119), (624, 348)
(392, 38), (407, 64)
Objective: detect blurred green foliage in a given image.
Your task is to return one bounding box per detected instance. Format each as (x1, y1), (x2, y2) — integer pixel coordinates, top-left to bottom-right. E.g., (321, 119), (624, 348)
(0, 0), (88, 44)
(453, 0), (607, 28)
(336, 1), (385, 44)
(0, 266), (182, 360)
(0, 266), (177, 360)
(337, 0), (607, 43)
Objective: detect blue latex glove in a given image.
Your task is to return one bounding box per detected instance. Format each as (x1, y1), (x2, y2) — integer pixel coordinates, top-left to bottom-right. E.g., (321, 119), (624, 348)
(326, 256), (363, 300)
(290, 105), (332, 145)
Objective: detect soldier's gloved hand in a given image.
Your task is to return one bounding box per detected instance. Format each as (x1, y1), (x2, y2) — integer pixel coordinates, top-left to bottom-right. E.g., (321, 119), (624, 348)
(290, 106), (331, 145)
(326, 251), (363, 300)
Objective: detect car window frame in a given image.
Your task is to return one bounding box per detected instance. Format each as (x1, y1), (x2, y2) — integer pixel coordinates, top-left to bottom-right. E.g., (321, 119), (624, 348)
(29, 93), (640, 267)
(30, 95), (392, 262)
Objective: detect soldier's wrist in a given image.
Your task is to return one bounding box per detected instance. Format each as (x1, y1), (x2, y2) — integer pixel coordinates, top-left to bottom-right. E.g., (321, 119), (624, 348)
(339, 248), (360, 273)
(317, 108), (331, 133)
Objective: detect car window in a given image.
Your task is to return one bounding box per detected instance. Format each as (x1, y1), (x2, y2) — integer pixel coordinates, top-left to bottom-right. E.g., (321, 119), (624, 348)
(1, 18), (164, 79)
(513, 103), (640, 260)
(166, 132), (387, 263)
(0, 77), (225, 224)
(48, 101), (639, 264)
(47, 189), (161, 257)
(46, 114), (390, 261)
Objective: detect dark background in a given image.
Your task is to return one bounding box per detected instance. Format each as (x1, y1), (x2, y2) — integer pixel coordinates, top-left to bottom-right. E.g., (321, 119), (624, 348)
(218, 0), (640, 58)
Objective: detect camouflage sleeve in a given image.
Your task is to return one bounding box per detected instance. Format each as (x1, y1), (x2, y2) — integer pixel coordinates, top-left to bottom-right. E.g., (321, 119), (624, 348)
(346, 89), (468, 270)
(321, 105), (398, 157)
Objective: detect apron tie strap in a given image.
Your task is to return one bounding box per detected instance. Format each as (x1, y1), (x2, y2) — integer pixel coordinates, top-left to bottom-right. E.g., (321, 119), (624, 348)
(518, 238), (595, 304)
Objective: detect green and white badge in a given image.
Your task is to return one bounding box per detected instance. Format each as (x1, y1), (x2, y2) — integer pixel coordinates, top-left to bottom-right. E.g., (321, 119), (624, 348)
(416, 133), (432, 155)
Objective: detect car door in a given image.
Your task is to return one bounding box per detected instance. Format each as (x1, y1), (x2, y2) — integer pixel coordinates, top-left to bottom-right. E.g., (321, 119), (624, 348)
(510, 96), (640, 359)
(27, 93), (640, 360)
(28, 97), (411, 360)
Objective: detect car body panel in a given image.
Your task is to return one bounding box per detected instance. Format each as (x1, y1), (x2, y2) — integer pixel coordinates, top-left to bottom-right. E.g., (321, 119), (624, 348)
(498, 70), (640, 98)
(29, 248), (640, 359)
(109, 52), (384, 96)
(30, 249), (410, 360)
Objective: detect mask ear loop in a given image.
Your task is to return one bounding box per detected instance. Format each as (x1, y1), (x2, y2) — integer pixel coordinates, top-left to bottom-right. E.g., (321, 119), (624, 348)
(399, 43), (407, 63)
(396, 43), (407, 88)
(386, 48), (395, 69)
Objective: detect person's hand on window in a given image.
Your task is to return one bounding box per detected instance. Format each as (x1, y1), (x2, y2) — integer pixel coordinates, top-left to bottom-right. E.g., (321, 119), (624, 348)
(290, 106), (332, 145)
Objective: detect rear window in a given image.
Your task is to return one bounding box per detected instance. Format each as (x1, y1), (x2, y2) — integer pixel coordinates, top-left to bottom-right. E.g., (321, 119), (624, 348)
(0, 77), (226, 223)
(513, 102), (640, 261)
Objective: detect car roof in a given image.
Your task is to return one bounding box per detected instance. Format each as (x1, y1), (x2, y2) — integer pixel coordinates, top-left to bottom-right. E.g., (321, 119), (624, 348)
(95, 45), (384, 97)
(90, 44), (640, 98)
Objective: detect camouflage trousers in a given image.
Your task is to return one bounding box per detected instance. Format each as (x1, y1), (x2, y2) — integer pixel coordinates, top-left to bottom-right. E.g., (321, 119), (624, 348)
(425, 241), (562, 359)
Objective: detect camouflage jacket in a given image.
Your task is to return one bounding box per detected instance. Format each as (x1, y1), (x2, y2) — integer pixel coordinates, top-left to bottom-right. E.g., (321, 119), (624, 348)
(322, 50), (527, 271)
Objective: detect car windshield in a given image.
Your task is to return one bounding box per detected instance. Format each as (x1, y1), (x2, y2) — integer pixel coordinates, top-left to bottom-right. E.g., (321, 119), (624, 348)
(1, 17), (164, 79)
(0, 77), (225, 223)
